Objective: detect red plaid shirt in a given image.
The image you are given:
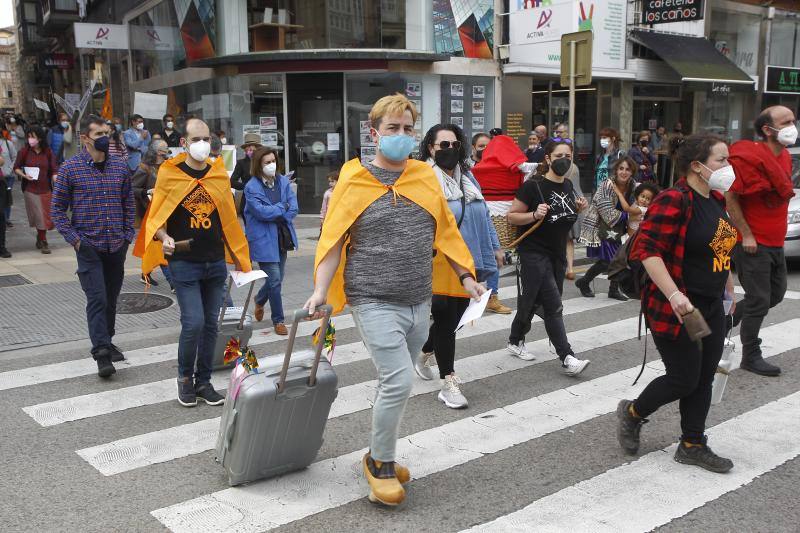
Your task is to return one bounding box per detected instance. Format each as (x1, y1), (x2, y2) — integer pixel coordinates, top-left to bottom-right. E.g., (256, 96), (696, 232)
(629, 180), (726, 339)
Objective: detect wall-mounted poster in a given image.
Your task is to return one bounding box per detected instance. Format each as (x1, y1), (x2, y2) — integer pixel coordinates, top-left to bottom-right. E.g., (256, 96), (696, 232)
(361, 146), (377, 163)
(451, 83), (464, 97)
(260, 116), (278, 130)
(359, 120), (371, 133)
(409, 99), (422, 112)
(472, 116), (485, 131)
(406, 82), (421, 97)
(261, 132), (278, 147)
(360, 133), (375, 146)
(451, 116), (464, 128)
(451, 100), (464, 114)
(473, 85), (486, 99)
(472, 101), (485, 115)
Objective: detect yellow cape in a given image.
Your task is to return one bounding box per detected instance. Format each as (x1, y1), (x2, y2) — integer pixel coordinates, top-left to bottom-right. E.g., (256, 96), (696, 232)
(134, 152), (251, 275)
(316, 158), (475, 314)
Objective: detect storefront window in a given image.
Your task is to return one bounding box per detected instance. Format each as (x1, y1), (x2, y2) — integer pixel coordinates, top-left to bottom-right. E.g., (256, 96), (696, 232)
(770, 18), (800, 68)
(710, 9), (760, 76)
(433, 0), (494, 59)
(440, 76), (494, 143)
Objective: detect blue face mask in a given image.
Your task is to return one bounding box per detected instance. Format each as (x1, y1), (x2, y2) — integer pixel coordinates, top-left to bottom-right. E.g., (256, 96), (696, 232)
(375, 131), (416, 162)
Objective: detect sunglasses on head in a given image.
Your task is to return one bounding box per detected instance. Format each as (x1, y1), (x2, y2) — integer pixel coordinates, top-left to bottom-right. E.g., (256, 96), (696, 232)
(552, 137), (573, 144)
(434, 140), (462, 150)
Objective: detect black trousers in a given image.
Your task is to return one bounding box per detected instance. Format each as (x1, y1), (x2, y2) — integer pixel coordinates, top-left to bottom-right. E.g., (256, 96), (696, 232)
(75, 243), (128, 356)
(583, 259), (609, 283)
(509, 249), (573, 360)
(633, 295), (725, 443)
(732, 244), (787, 359)
(422, 295), (470, 379)
(0, 203), (5, 251)
(0, 177), (6, 250)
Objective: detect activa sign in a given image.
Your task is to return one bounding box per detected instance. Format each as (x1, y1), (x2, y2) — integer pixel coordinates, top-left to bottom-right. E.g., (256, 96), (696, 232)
(642, 0), (704, 25)
(765, 65), (800, 94)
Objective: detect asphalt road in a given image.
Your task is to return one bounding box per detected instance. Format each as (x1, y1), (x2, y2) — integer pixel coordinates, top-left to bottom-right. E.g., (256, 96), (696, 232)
(1, 261), (799, 533)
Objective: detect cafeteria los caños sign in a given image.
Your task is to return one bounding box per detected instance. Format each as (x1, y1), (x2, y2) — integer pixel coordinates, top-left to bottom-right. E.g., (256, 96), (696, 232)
(642, 0), (704, 25)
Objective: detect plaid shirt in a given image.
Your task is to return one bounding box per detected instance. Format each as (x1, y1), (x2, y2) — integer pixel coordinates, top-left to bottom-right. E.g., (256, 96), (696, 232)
(629, 180), (691, 339)
(51, 149), (135, 252)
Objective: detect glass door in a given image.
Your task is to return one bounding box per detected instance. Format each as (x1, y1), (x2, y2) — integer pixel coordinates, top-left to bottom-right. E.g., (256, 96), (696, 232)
(286, 73), (344, 214)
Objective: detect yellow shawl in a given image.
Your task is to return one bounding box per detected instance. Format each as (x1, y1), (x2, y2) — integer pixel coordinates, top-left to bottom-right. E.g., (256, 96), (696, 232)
(134, 152), (251, 275)
(316, 158), (475, 314)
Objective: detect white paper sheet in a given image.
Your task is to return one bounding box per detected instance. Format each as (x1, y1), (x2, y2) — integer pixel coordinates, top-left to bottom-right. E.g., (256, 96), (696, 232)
(133, 92), (168, 119)
(230, 270), (268, 288)
(24, 167), (40, 181)
(456, 289), (492, 332)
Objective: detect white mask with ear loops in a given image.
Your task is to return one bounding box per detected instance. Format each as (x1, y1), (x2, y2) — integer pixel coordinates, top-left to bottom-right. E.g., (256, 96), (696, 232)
(699, 163), (736, 192)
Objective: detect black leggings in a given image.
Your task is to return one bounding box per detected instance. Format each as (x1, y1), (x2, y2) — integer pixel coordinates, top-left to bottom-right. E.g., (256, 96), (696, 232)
(583, 259), (609, 283)
(422, 295), (470, 379)
(633, 295), (725, 443)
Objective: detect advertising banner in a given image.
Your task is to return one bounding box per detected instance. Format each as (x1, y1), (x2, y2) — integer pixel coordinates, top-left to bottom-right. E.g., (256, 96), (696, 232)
(74, 23), (129, 50)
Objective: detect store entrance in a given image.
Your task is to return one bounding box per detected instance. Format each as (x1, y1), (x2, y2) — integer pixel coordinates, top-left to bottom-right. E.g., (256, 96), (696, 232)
(287, 73), (345, 213)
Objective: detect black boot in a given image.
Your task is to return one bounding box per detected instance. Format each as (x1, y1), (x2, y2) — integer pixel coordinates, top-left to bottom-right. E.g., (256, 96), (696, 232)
(740, 352), (781, 377)
(608, 281), (629, 301)
(94, 348), (116, 378)
(575, 277), (595, 298)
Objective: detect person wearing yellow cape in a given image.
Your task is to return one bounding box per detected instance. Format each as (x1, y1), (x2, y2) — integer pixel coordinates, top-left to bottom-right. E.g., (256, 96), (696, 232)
(135, 118), (251, 408)
(303, 94), (485, 507)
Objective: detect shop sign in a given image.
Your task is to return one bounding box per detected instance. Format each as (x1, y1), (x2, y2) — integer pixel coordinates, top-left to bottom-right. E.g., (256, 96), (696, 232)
(765, 65), (800, 94)
(509, 0), (626, 70)
(711, 82), (731, 96)
(40, 53), (74, 70)
(74, 23), (129, 50)
(642, 0), (704, 25)
(129, 25), (178, 52)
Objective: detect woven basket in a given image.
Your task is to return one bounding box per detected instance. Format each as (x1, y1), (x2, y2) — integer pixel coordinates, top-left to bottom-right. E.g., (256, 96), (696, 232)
(491, 215), (519, 248)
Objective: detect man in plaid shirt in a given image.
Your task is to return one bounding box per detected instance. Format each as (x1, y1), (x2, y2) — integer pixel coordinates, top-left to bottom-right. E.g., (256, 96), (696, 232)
(52, 115), (135, 378)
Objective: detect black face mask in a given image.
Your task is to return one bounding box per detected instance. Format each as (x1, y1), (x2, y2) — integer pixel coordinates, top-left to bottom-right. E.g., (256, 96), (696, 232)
(640, 139), (649, 147)
(474, 148), (484, 161)
(93, 135), (110, 154)
(550, 157), (572, 177)
(434, 147), (460, 171)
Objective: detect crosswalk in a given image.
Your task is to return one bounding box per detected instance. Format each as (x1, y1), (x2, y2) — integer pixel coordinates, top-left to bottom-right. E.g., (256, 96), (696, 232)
(4, 284), (799, 532)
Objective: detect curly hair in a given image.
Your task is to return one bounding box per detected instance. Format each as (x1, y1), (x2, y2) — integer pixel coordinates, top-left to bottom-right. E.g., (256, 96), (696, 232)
(417, 123), (470, 173)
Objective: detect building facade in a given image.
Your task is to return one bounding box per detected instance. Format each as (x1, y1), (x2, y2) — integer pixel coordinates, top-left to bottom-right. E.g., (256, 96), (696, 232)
(0, 26), (19, 113)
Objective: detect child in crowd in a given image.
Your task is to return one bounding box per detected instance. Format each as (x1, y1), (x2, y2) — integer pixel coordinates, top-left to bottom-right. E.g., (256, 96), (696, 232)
(612, 181), (659, 236)
(320, 171), (338, 225)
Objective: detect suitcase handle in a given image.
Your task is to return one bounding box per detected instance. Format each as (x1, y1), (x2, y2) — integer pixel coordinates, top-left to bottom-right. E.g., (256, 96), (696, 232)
(277, 305), (333, 393)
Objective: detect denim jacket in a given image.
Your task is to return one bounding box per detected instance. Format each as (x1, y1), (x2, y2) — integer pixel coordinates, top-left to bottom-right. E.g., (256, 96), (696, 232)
(243, 173), (299, 263)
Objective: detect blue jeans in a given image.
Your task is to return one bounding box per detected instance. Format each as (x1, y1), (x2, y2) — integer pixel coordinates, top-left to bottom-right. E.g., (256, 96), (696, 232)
(75, 242), (128, 355)
(478, 268), (499, 294)
(169, 259), (228, 383)
(3, 174), (13, 220)
(255, 253), (286, 324)
(351, 300), (431, 462)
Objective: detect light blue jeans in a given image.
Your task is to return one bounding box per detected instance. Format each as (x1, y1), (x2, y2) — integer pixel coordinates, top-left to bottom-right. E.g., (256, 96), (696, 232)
(351, 299), (431, 462)
(478, 268), (499, 294)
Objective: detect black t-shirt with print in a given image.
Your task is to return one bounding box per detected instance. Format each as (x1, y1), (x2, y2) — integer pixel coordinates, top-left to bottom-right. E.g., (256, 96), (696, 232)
(166, 162), (225, 263)
(683, 192), (737, 298)
(515, 177), (579, 258)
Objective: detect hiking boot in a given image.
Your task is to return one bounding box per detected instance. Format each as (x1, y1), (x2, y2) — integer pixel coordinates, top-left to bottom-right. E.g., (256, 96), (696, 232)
(108, 344), (125, 362)
(363, 453), (405, 506)
(438, 375), (468, 409)
(414, 351), (437, 381)
(616, 400), (647, 455)
(608, 282), (629, 302)
(575, 277), (595, 298)
(195, 382), (225, 405)
(40, 241), (51, 254)
(176, 377), (197, 407)
(254, 298), (265, 321)
(395, 462), (411, 484)
(94, 348), (116, 379)
(740, 353), (781, 377)
(562, 354), (590, 376)
(674, 438), (734, 473)
(487, 294), (512, 314)
(274, 322), (288, 336)
(0, 248), (10, 258)
(507, 341), (536, 361)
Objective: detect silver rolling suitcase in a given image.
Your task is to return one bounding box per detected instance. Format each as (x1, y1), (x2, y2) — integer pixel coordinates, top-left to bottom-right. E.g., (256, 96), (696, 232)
(212, 276), (256, 370)
(215, 305), (338, 486)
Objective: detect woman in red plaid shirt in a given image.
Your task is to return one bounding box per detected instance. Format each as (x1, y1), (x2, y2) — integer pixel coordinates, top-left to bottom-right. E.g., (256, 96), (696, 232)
(616, 134), (738, 474)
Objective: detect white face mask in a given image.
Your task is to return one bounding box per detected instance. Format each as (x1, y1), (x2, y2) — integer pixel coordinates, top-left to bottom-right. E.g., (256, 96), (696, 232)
(699, 163), (736, 192)
(188, 140), (211, 162)
(60, 121), (69, 129)
(136, 122), (144, 130)
(220, 137), (227, 145)
(165, 121), (174, 129)
(600, 138), (610, 149)
(262, 162), (277, 177)
(770, 124), (798, 146)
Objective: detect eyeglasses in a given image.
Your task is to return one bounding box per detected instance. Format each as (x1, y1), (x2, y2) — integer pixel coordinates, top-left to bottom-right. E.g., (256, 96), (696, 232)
(551, 137), (573, 144)
(434, 140), (462, 150)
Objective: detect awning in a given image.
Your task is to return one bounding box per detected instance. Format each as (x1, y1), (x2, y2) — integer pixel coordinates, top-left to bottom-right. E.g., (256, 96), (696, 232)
(193, 49), (450, 68)
(629, 30), (754, 88)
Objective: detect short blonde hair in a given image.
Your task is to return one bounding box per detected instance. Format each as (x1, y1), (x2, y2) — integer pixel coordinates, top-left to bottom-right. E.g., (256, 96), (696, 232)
(369, 93), (418, 129)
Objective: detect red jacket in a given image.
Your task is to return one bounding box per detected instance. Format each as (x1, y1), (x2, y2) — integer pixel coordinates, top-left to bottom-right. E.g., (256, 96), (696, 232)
(471, 135), (525, 201)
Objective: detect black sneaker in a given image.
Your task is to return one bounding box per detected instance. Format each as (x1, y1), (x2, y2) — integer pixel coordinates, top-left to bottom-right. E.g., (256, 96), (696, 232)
(616, 399), (647, 455)
(141, 273), (159, 286)
(0, 248), (10, 258)
(674, 438), (734, 473)
(94, 348), (116, 379)
(195, 382), (225, 405)
(177, 377), (197, 407)
(575, 277), (595, 298)
(108, 344), (125, 362)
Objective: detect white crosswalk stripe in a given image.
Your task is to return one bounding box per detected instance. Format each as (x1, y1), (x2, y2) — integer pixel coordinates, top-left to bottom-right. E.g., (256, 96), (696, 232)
(149, 321), (799, 532)
(461, 391), (800, 533)
(24, 293), (624, 427)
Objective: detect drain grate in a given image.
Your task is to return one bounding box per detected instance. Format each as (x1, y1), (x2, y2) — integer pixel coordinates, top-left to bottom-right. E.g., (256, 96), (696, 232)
(116, 292), (174, 314)
(0, 274), (32, 288)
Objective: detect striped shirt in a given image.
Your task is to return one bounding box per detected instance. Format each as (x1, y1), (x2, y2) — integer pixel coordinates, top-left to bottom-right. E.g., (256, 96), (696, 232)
(51, 149), (135, 252)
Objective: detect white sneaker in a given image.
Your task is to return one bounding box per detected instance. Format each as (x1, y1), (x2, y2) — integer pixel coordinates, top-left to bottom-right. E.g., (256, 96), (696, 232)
(507, 342), (536, 361)
(438, 375), (468, 409)
(562, 354), (590, 376)
(414, 351), (437, 381)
